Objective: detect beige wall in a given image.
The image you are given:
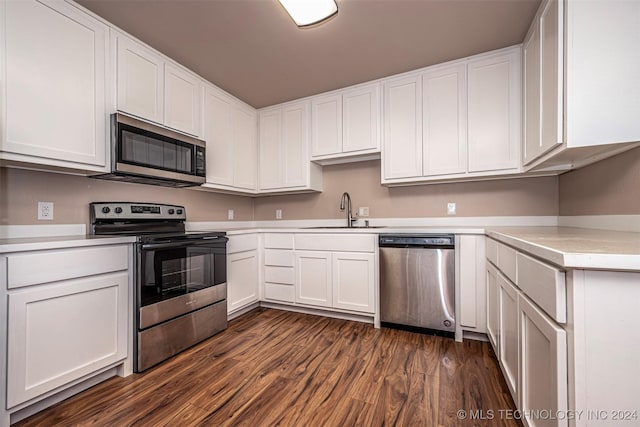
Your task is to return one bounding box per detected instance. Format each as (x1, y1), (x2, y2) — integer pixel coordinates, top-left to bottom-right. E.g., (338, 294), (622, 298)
(0, 168), (253, 226)
(559, 146), (640, 216)
(253, 160), (559, 220)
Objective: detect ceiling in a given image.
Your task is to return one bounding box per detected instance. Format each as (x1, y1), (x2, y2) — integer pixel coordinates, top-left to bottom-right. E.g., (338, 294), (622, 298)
(77, 0), (541, 109)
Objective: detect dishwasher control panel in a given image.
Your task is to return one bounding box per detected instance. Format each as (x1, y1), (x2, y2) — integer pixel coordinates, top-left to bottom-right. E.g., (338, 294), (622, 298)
(379, 234), (454, 248)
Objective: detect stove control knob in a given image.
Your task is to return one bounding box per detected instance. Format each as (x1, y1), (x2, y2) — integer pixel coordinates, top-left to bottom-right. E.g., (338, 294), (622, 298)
(115, 207), (123, 214)
(168, 209), (175, 215)
(101, 207), (111, 214)
(176, 209), (183, 215)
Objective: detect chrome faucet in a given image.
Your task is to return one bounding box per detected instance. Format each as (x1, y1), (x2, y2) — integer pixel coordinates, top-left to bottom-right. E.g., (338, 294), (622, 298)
(339, 192), (356, 228)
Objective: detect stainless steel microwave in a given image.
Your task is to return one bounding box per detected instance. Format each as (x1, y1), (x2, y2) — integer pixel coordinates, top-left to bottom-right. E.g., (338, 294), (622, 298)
(92, 113), (206, 187)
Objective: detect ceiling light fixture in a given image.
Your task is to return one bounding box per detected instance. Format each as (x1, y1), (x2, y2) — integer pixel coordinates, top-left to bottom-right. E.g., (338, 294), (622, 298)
(278, 0), (338, 27)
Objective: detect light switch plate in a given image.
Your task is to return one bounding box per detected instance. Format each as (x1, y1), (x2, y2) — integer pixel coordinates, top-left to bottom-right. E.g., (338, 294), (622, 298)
(358, 207), (370, 217)
(276, 209), (283, 220)
(228, 209), (234, 220)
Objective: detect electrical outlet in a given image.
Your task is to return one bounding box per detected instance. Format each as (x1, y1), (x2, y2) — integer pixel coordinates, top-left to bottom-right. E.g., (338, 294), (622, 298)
(227, 209), (234, 220)
(447, 202), (456, 216)
(38, 201), (54, 221)
(358, 207), (370, 217)
(276, 209), (283, 220)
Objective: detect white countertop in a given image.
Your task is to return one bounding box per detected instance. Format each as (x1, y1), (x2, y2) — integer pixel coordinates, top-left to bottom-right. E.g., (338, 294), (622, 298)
(486, 227), (640, 271)
(0, 235), (137, 253)
(224, 226), (486, 235)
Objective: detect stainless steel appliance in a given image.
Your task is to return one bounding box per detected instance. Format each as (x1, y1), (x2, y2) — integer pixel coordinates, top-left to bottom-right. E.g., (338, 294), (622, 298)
(91, 202), (227, 372)
(92, 113), (206, 187)
(379, 234), (455, 336)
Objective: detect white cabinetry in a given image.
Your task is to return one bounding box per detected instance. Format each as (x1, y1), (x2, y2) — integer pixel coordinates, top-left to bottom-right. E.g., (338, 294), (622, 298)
(467, 50), (521, 172)
(227, 234), (259, 316)
(311, 84), (381, 164)
(523, 0), (640, 171)
(0, 0), (109, 172)
(202, 86), (257, 193)
(261, 233), (376, 317)
(2, 243), (131, 413)
(113, 31), (202, 137)
(295, 251), (332, 308)
(382, 46), (521, 185)
(457, 235), (486, 334)
(258, 101), (322, 193)
(486, 237), (568, 427)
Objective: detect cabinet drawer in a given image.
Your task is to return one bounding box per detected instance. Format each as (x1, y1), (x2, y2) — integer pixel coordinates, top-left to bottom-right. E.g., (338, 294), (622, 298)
(294, 234), (376, 252)
(7, 245), (129, 289)
(264, 266), (295, 285)
(264, 282), (295, 303)
(264, 233), (294, 249)
(486, 238), (498, 265)
(264, 250), (295, 267)
(517, 252), (566, 323)
(227, 234), (258, 254)
(497, 243), (517, 283)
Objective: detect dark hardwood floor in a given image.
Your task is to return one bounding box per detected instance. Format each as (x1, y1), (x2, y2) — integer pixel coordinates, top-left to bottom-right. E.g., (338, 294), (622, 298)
(16, 308), (520, 426)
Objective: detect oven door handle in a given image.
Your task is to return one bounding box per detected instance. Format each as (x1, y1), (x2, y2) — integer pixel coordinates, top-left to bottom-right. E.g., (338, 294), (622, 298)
(141, 237), (227, 250)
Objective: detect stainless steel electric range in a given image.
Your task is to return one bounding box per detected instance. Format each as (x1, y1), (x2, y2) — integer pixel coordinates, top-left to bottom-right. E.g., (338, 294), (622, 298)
(90, 202), (228, 372)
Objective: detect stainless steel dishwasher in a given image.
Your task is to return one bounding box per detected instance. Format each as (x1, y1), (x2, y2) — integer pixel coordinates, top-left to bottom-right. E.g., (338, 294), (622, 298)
(379, 234), (455, 336)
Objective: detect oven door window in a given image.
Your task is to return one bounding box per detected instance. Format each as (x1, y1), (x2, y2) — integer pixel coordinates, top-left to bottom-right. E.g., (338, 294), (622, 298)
(140, 245), (226, 307)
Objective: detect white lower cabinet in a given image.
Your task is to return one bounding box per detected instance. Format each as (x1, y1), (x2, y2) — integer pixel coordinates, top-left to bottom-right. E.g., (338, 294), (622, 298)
(3, 243), (131, 415)
(227, 250), (259, 314)
(458, 235), (487, 333)
(486, 263), (500, 352)
(295, 251), (332, 308)
(518, 294), (567, 427)
(497, 271), (519, 402)
(7, 272), (128, 408)
(262, 233), (376, 316)
(331, 252), (375, 313)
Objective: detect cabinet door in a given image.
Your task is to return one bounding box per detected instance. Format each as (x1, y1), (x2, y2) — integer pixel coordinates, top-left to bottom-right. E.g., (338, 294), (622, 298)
(164, 64), (202, 137)
(295, 251), (331, 308)
(203, 87), (233, 186)
(519, 294), (567, 427)
(422, 64), (467, 176)
(383, 76), (422, 179)
(486, 263), (500, 353)
(523, 22), (542, 165)
(233, 107), (258, 190)
(539, 0), (563, 153)
(282, 101), (310, 187)
(332, 252), (375, 313)
(498, 272), (519, 402)
(258, 109), (282, 190)
(116, 33), (164, 124)
(467, 50), (521, 172)
(227, 250), (259, 313)
(458, 235), (486, 333)
(311, 93), (342, 157)
(2, 0), (108, 167)
(342, 84), (380, 153)
(7, 272), (128, 409)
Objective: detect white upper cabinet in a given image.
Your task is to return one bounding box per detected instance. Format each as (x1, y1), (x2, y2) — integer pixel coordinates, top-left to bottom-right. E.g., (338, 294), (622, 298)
(382, 46), (521, 185)
(311, 93), (342, 157)
(0, 0), (109, 171)
(203, 85), (257, 193)
(164, 64), (202, 137)
(422, 64), (467, 176)
(116, 34), (164, 125)
(258, 101), (322, 193)
(114, 31), (202, 137)
(311, 83), (380, 164)
(523, 0), (640, 171)
(467, 49), (521, 173)
(383, 75), (423, 180)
